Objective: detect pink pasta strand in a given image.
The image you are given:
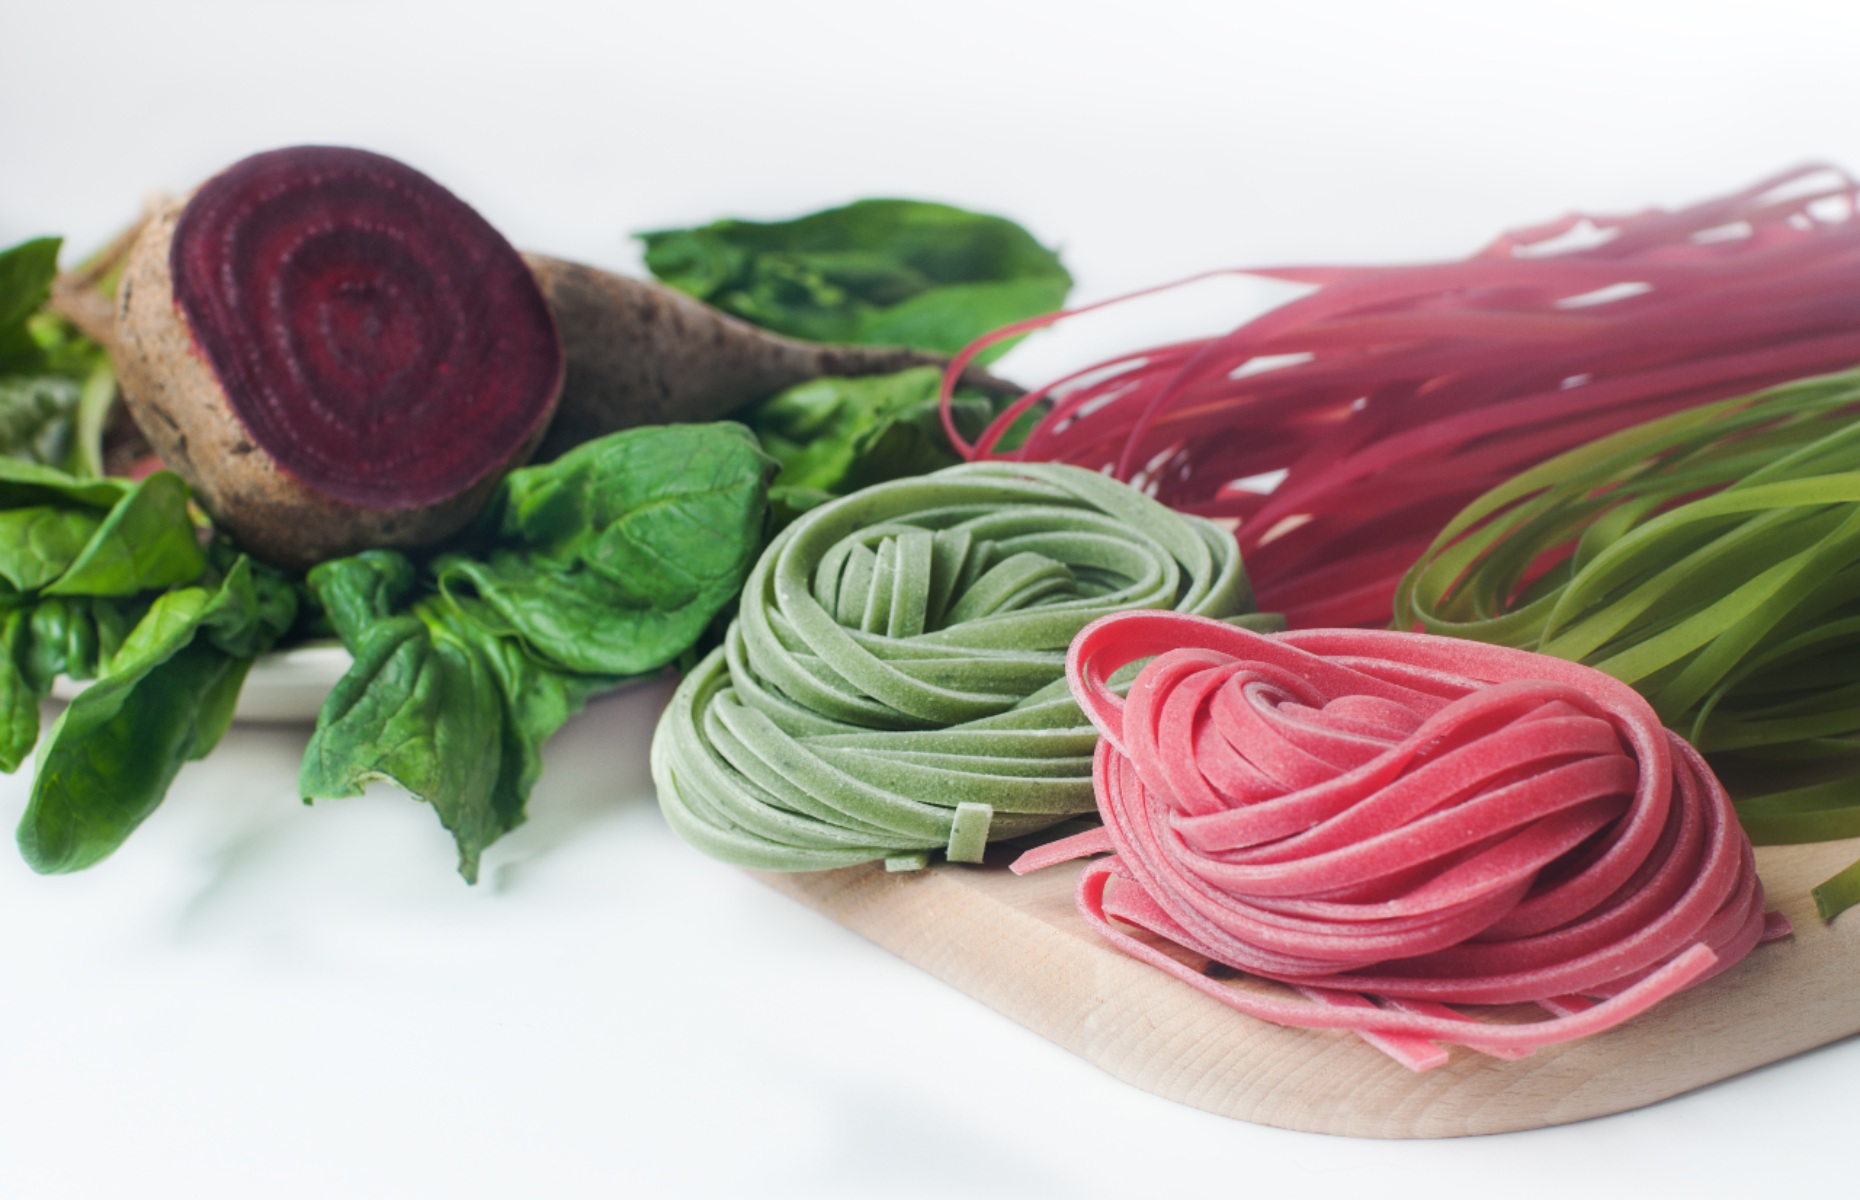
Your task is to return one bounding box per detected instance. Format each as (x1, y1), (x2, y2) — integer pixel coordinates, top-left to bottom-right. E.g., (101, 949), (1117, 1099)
(947, 165), (1860, 628)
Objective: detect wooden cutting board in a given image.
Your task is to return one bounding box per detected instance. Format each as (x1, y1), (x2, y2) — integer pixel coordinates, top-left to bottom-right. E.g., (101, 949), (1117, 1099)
(754, 836), (1860, 1138)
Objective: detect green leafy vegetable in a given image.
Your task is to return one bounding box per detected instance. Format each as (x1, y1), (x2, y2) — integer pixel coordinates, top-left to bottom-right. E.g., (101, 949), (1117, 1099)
(639, 199), (1071, 361)
(44, 474), (204, 597)
(0, 236), (116, 474)
(0, 238), (61, 375)
(0, 597), (142, 772)
(0, 459), (208, 775)
(19, 552), (297, 872)
(300, 551), (606, 881)
(741, 366), (1002, 506)
(0, 448), (223, 862)
(303, 423), (776, 880)
(438, 422), (773, 676)
(0, 376), (83, 467)
(0, 460), (205, 601)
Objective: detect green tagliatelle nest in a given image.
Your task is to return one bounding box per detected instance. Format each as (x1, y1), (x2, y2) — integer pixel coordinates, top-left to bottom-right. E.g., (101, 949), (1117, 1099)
(651, 461), (1274, 871)
(1394, 367), (1860, 917)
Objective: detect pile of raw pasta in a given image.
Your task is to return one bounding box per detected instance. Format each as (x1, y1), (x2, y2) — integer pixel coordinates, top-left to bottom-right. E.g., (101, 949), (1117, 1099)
(651, 460), (1275, 871)
(647, 167), (1860, 1068)
(1399, 369), (1860, 917)
(1010, 611), (1778, 1068)
(651, 461), (1789, 1068)
(944, 164), (1860, 628)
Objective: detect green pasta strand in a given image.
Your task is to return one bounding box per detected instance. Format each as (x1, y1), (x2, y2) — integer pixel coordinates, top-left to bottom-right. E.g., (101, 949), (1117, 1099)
(1394, 367), (1860, 916)
(652, 461), (1274, 870)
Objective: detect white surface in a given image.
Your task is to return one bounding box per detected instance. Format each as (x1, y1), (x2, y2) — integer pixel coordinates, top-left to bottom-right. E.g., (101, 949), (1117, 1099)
(5, 2), (1860, 1197)
(49, 643), (352, 722)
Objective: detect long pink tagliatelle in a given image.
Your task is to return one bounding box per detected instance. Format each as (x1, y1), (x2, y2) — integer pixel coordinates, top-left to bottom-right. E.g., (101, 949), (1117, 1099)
(944, 165), (1860, 629)
(1014, 611), (1787, 1070)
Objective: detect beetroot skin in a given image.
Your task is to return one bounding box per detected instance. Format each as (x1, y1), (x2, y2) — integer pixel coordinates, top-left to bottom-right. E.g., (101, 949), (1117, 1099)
(116, 146), (563, 569)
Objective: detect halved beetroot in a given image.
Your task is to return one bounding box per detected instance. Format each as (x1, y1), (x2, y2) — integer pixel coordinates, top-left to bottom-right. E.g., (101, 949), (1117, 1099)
(116, 146), (563, 570)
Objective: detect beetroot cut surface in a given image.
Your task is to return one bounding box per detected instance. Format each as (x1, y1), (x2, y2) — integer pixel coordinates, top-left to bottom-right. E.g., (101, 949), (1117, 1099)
(1014, 611), (1786, 1070)
(170, 145), (561, 509)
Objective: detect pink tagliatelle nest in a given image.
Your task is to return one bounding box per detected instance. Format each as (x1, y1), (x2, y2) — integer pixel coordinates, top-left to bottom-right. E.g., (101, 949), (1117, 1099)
(1014, 612), (1789, 1070)
(945, 164), (1860, 629)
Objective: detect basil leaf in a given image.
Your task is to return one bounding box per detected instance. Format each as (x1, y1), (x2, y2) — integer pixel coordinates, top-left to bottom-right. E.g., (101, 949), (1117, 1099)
(639, 199), (1070, 361)
(307, 549), (419, 644)
(439, 557), (697, 678)
(849, 278), (1071, 361)
(18, 556), (296, 873)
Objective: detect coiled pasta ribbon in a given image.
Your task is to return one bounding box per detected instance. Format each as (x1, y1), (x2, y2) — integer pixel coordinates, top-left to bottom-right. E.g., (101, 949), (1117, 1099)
(1016, 611), (1780, 1069)
(652, 462), (1270, 870)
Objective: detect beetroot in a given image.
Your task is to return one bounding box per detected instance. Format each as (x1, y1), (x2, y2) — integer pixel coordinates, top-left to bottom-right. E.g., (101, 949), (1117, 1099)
(115, 146), (563, 569)
(521, 253), (1013, 461)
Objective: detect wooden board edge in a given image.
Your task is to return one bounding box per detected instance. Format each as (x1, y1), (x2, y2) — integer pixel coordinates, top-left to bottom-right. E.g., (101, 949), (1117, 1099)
(752, 847), (1860, 1139)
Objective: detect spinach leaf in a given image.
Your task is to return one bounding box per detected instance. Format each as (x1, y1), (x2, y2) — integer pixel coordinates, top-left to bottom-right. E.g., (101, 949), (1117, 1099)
(438, 422), (774, 676)
(303, 424), (775, 880)
(0, 506), (102, 594)
(639, 199), (1070, 362)
(0, 462), (204, 602)
(18, 554), (297, 872)
(0, 596), (146, 774)
(0, 655), (32, 774)
(0, 455), (129, 510)
(0, 375), (83, 467)
(301, 561), (522, 882)
(479, 638), (601, 842)
(740, 366), (1000, 500)
(0, 238), (61, 375)
(0, 460), (207, 777)
(48, 472), (205, 596)
(300, 564), (608, 883)
(6, 595), (138, 693)
(0, 236), (118, 475)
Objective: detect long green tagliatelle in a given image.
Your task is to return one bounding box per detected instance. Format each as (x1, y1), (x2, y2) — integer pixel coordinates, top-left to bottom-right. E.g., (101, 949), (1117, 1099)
(652, 461), (1275, 871)
(1394, 368), (1860, 918)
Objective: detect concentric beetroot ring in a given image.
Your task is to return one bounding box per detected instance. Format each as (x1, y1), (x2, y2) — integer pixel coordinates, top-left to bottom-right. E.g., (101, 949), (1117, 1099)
(115, 146), (563, 569)
(171, 146), (560, 509)
(1014, 611), (1783, 1068)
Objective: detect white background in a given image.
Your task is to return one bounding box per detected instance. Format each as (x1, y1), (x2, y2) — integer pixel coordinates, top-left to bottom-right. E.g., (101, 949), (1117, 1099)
(4, 2), (1859, 1196)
